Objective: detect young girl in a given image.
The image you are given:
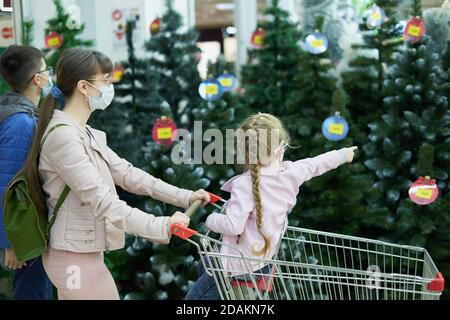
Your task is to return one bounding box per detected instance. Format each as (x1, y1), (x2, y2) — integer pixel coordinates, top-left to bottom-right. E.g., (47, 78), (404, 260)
(23, 48), (210, 300)
(186, 113), (357, 300)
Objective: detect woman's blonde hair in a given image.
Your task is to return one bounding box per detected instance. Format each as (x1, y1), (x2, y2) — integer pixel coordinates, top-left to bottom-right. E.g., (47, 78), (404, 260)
(238, 113), (289, 257)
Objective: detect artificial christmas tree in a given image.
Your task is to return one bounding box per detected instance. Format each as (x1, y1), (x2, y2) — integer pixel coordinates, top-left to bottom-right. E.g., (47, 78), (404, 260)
(284, 16), (339, 158)
(115, 140), (211, 300)
(342, 0), (403, 142)
(22, 19), (34, 46)
(144, 0), (203, 129)
(103, 3), (213, 300)
(240, 0), (304, 117)
(44, 0), (93, 67)
(289, 88), (378, 236)
(363, 0), (450, 298)
(441, 40), (450, 98)
(192, 58), (249, 194)
(89, 20), (162, 170)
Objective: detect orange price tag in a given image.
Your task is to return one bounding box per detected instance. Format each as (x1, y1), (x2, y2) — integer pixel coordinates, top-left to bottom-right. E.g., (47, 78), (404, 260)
(328, 124), (344, 135)
(157, 127), (173, 140)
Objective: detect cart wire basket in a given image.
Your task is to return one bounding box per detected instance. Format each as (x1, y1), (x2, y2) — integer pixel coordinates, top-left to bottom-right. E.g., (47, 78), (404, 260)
(174, 194), (445, 300)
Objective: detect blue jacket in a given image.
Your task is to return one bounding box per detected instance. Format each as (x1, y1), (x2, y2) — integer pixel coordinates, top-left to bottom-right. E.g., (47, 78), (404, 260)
(0, 92), (38, 248)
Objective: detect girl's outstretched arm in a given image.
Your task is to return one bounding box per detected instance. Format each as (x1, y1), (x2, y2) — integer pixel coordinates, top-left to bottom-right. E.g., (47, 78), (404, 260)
(293, 147), (358, 186)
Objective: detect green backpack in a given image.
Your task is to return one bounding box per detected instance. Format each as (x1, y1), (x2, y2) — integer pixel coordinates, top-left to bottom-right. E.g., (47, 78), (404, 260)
(2, 124), (71, 261)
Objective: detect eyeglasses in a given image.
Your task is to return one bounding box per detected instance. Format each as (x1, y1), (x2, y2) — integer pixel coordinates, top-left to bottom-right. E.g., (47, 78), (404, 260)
(87, 75), (113, 86)
(30, 67), (54, 82)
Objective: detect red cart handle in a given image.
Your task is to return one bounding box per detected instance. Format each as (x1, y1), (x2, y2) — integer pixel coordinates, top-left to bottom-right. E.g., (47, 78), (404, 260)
(208, 192), (223, 204)
(171, 192), (223, 240)
(427, 272), (445, 292)
(171, 224), (198, 240)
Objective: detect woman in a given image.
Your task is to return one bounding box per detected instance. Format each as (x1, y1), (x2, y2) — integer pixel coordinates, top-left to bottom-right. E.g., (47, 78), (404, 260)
(22, 48), (210, 300)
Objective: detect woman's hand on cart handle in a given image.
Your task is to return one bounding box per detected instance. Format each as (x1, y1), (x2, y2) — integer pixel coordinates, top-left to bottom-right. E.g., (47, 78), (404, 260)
(170, 223), (198, 240)
(186, 191), (226, 218)
(189, 189), (211, 207)
(167, 211), (190, 234)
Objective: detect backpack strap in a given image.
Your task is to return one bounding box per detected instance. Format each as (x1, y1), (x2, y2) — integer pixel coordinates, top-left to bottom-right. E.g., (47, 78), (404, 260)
(40, 124), (72, 238)
(39, 123), (70, 153)
(46, 185), (71, 238)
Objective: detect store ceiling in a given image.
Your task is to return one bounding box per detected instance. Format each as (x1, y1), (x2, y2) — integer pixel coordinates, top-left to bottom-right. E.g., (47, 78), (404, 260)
(196, 0), (267, 29)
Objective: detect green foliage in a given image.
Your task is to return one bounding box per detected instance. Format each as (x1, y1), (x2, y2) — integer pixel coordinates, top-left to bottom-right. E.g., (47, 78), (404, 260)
(22, 19), (34, 46)
(342, 0), (403, 141)
(363, 29), (450, 297)
(240, 0), (304, 116)
(192, 58), (250, 193)
(144, 0), (202, 129)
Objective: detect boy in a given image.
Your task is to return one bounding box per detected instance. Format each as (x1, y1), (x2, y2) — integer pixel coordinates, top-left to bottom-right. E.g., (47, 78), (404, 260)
(0, 45), (53, 300)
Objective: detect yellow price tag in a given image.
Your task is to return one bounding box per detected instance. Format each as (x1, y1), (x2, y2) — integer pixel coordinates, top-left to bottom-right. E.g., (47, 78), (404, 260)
(113, 71), (123, 82)
(416, 188), (433, 200)
(219, 78), (233, 87)
(311, 39), (324, 48)
(48, 38), (60, 47)
(328, 124), (344, 135)
(254, 35), (263, 45)
(205, 84), (218, 95)
(408, 25), (421, 37)
(370, 11), (382, 21)
(157, 128), (172, 140)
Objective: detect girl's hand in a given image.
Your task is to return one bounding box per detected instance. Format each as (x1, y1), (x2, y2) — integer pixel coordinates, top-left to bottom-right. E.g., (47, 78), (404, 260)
(167, 211), (190, 234)
(189, 189), (211, 207)
(342, 146), (358, 163)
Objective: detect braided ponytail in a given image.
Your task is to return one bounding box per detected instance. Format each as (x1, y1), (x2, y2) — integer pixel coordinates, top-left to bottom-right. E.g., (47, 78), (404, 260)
(250, 164), (270, 256)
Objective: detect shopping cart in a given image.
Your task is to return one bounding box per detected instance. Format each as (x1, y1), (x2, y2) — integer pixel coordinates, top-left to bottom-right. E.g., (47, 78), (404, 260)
(173, 194), (445, 300)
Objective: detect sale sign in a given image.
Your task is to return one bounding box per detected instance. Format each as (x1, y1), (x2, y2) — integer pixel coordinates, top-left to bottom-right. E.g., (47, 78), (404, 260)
(0, 17), (14, 47)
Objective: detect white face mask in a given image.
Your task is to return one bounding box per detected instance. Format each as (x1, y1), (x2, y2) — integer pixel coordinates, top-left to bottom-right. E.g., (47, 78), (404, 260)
(39, 75), (53, 97)
(85, 82), (115, 112)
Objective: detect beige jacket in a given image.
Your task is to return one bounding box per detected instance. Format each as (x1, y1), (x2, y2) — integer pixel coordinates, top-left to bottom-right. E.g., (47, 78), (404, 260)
(38, 110), (193, 253)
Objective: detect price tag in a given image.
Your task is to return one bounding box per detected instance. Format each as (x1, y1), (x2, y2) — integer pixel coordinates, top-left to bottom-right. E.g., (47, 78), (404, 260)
(48, 37), (60, 47)
(416, 188), (433, 200)
(219, 78), (233, 87)
(328, 124), (344, 135)
(254, 35), (263, 45)
(205, 84), (218, 95)
(371, 11), (382, 21)
(311, 39), (324, 48)
(157, 128), (173, 140)
(408, 25), (421, 37)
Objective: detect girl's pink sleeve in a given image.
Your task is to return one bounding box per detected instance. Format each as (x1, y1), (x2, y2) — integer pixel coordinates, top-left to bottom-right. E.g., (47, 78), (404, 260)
(205, 178), (254, 236)
(293, 150), (347, 186)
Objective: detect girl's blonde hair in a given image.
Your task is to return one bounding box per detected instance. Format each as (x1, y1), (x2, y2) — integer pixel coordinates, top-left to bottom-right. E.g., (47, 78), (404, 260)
(238, 113), (289, 257)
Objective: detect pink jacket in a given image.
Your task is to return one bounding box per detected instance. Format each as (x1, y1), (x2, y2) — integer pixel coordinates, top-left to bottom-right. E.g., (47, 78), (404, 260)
(39, 110), (193, 253)
(205, 150), (347, 274)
